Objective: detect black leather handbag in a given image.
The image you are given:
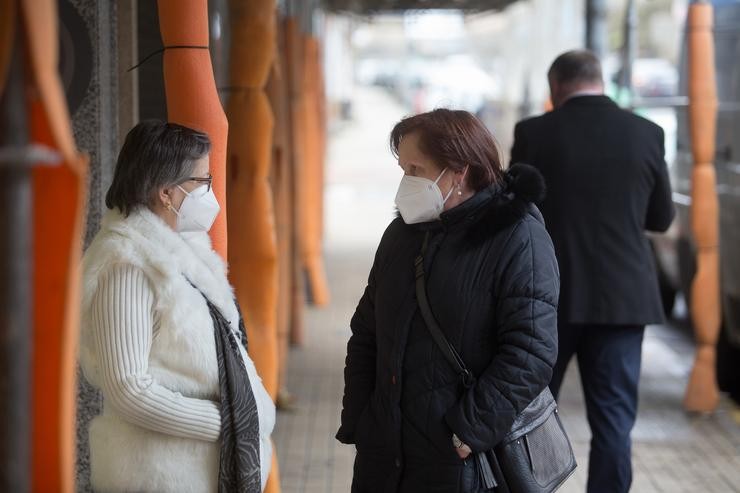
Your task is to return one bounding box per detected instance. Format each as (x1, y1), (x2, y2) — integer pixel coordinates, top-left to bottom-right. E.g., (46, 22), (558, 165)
(414, 233), (576, 492)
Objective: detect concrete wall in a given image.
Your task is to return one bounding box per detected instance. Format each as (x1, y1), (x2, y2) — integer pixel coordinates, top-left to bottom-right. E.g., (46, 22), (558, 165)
(63, 0), (120, 489)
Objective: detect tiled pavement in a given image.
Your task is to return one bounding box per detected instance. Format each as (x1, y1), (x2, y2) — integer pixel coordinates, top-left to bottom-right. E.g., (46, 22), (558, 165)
(273, 87), (740, 493)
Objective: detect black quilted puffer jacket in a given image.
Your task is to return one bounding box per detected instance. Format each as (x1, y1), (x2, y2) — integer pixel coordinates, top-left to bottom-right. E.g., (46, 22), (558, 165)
(336, 164), (560, 493)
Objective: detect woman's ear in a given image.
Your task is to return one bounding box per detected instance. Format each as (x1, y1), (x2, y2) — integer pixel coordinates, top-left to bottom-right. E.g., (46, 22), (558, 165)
(454, 165), (470, 181)
(158, 187), (173, 209)
(456, 165), (471, 191)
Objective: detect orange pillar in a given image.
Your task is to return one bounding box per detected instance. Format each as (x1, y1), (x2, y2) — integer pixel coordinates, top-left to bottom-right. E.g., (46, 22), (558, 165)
(316, 46), (328, 242)
(301, 35), (330, 307)
(225, 0), (279, 400)
(18, 1), (89, 491)
(285, 17), (306, 346)
(157, 0), (229, 259)
(266, 20), (294, 401)
(224, 2), (281, 492)
(684, 1), (721, 413)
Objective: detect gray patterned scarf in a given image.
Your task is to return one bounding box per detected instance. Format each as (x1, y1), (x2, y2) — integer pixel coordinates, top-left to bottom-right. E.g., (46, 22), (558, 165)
(191, 282), (261, 492)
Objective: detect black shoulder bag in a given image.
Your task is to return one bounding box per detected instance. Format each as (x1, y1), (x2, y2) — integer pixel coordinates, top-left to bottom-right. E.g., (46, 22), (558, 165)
(414, 232), (576, 493)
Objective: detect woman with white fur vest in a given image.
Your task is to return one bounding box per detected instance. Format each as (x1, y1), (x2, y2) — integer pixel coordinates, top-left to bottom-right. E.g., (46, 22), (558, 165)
(80, 120), (274, 492)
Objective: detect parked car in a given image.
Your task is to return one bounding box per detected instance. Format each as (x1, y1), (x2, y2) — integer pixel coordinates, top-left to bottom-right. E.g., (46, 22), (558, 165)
(632, 58), (679, 98)
(650, 0), (740, 403)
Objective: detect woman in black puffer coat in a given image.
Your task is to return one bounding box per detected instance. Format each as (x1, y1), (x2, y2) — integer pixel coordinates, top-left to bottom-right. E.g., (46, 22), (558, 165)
(336, 109), (560, 493)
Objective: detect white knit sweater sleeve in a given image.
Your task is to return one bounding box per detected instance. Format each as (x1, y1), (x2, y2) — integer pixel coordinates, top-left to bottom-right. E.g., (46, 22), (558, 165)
(91, 264), (221, 442)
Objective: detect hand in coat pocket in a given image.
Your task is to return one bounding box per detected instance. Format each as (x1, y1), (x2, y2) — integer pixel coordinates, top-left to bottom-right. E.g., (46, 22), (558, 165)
(453, 435), (473, 460)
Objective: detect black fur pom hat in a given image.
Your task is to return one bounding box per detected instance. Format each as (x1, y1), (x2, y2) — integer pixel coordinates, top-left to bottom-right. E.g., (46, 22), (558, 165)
(504, 163), (547, 204)
(461, 162), (548, 243)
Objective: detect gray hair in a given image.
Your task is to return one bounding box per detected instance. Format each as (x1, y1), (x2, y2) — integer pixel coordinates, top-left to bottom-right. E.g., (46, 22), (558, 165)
(548, 50), (603, 87)
(105, 120), (211, 216)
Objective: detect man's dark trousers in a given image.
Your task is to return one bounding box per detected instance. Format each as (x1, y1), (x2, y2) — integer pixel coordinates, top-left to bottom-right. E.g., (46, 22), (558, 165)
(550, 323), (645, 493)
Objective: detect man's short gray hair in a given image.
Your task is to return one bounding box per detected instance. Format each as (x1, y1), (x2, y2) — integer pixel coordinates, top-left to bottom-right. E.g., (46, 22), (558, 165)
(548, 50), (603, 86)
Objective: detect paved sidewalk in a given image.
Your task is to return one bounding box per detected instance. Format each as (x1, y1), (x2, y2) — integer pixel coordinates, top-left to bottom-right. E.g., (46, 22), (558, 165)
(273, 87), (740, 493)
(274, 252), (740, 493)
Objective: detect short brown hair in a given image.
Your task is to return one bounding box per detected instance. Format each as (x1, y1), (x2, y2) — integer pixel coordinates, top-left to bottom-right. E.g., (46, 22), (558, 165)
(389, 109), (503, 191)
(548, 50), (603, 86)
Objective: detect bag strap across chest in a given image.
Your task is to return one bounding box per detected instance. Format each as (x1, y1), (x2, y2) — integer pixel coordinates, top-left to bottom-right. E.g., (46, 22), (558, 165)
(414, 231), (475, 389)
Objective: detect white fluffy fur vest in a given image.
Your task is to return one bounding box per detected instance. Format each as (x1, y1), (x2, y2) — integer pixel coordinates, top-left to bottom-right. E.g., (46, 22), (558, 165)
(80, 207), (274, 492)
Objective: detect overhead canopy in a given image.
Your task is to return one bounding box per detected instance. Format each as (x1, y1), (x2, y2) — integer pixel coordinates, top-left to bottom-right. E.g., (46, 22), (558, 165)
(322, 0), (520, 14)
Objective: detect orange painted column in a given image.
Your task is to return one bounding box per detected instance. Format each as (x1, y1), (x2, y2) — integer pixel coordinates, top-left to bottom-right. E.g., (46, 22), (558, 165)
(157, 0), (229, 259)
(684, 1), (721, 413)
(316, 47), (327, 241)
(19, 1), (89, 491)
(301, 35), (330, 307)
(266, 20), (294, 399)
(285, 17), (306, 346)
(223, 2), (281, 492)
(224, 0), (279, 400)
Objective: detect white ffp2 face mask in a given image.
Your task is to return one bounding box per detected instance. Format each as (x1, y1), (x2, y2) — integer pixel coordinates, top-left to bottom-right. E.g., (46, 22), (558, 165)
(173, 185), (221, 232)
(394, 168), (454, 224)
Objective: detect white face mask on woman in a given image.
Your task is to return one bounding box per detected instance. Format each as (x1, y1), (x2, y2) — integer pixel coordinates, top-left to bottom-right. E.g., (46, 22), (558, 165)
(394, 167), (454, 224)
(172, 185), (221, 232)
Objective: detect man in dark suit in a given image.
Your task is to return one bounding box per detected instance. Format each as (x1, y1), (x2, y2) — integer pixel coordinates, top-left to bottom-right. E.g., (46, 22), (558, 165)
(511, 50), (675, 493)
